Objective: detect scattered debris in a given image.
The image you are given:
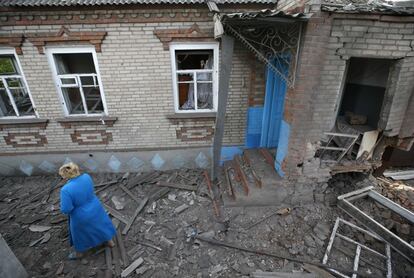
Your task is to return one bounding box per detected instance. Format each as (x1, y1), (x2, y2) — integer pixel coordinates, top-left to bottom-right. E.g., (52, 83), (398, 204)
(337, 186), (414, 263)
(122, 197), (148, 235)
(174, 203), (189, 214)
(28, 225), (51, 233)
(203, 171), (220, 217)
(121, 257), (143, 277)
(1, 169), (412, 277)
(111, 196), (126, 210)
(322, 217), (392, 278)
(383, 169), (414, 181)
(244, 207), (292, 230)
(195, 234), (364, 276)
(251, 270), (317, 278)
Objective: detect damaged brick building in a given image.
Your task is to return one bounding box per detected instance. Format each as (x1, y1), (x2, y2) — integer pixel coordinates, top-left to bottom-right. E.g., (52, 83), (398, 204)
(0, 0), (412, 180)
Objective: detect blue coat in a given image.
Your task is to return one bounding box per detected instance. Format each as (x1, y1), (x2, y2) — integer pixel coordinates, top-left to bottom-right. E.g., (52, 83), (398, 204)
(60, 173), (116, 252)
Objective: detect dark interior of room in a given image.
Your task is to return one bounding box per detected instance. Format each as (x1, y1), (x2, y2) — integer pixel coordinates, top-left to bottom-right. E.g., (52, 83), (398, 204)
(338, 57), (394, 129)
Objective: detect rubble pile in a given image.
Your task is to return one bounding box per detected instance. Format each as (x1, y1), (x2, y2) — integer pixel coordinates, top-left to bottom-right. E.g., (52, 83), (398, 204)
(0, 170), (412, 277)
(376, 177), (414, 211)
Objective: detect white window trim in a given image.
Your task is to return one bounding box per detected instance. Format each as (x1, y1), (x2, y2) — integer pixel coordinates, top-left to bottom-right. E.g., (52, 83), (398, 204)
(0, 48), (38, 119)
(46, 47), (108, 117)
(169, 43), (219, 113)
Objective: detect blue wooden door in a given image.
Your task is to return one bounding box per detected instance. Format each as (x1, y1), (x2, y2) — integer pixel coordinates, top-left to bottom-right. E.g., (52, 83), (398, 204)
(260, 57), (289, 148)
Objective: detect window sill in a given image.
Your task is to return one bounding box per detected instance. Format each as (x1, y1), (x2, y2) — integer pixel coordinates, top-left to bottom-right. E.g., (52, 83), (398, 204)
(0, 118), (48, 129)
(57, 116), (117, 128)
(166, 112), (216, 120)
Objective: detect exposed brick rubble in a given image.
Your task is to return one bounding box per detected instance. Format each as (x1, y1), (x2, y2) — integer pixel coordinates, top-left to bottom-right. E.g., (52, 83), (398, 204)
(0, 170), (412, 277)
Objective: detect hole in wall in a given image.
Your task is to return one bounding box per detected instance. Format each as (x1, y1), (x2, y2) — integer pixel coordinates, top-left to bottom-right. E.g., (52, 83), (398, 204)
(337, 57), (395, 130)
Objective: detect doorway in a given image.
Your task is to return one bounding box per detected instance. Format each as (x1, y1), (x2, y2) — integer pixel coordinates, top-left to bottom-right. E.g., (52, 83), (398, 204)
(337, 57), (394, 130)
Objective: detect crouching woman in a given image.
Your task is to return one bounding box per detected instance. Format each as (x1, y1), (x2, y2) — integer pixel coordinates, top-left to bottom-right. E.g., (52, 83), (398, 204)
(59, 162), (116, 259)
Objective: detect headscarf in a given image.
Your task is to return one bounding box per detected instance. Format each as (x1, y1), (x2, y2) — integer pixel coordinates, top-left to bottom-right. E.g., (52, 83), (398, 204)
(59, 162), (81, 179)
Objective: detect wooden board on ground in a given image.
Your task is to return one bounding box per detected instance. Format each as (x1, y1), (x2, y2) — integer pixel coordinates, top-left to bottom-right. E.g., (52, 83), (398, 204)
(357, 130), (379, 159)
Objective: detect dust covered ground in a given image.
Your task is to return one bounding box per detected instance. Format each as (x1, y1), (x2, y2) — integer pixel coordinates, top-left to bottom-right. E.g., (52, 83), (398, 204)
(0, 170), (413, 277)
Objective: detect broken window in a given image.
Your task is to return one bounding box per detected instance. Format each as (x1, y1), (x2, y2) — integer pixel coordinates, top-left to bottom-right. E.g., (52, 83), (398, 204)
(337, 58), (394, 129)
(170, 44), (218, 113)
(48, 49), (106, 116)
(0, 52), (35, 118)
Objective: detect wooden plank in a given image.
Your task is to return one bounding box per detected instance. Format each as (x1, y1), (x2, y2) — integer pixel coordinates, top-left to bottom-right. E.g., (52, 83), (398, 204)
(112, 242), (121, 276)
(104, 246), (112, 278)
(211, 34), (235, 180)
(252, 271), (316, 278)
(259, 148), (275, 166)
(223, 161), (236, 200)
(116, 230), (129, 266)
(148, 187), (170, 204)
(303, 264), (335, 278)
(243, 152), (262, 188)
(156, 181), (197, 191)
(126, 172), (158, 188)
(203, 171), (220, 217)
(233, 155), (250, 196)
(102, 204), (130, 225)
(121, 257), (143, 278)
(337, 135), (359, 162)
(119, 184), (141, 203)
(357, 130), (379, 159)
(324, 132), (359, 138)
(122, 197), (148, 235)
(318, 146), (347, 151)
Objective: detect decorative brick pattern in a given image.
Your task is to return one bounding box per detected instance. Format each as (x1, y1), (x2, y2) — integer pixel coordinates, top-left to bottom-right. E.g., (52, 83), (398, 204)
(0, 8), (257, 155)
(154, 23), (214, 50)
(26, 25), (107, 54)
(0, 10), (213, 27)
(4, 132), (47, 147)
(176, 126), (214, 141)
(71, 130), (113, 145)
(0, 34), (24, 54)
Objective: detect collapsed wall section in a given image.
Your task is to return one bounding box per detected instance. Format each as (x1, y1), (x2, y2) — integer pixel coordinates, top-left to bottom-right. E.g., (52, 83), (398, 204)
(283, 11), (414, 181)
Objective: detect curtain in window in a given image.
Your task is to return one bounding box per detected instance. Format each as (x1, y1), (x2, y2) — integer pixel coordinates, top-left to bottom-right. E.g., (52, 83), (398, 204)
(181, 55), (213, 110)
(54, 55), (70, 74)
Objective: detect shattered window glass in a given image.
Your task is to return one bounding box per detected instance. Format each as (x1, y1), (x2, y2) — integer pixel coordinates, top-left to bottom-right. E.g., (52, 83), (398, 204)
(174, 49), (215, 112)
(53, 53), (105, 115)
(0, 55), (35, 117)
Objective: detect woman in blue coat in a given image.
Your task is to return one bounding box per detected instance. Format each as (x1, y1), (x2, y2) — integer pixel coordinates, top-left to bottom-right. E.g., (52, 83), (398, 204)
(59, 162), (116, 259)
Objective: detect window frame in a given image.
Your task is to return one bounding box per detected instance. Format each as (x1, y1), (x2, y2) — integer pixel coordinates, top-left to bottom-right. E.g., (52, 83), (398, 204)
(0, 49), (38, 119)
(46, 47), (108, 117)
(169, 43), (219, 114)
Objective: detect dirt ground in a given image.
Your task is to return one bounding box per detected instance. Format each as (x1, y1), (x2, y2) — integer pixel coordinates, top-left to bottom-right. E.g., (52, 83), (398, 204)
(0, 169), (413, 277)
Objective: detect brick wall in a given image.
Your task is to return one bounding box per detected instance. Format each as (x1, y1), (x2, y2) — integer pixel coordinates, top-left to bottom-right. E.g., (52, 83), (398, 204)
(284, 12), (414, 177)
(283, 12), (333, 176)
(400, 90), (414, 139)
(0, 7), (256, 155)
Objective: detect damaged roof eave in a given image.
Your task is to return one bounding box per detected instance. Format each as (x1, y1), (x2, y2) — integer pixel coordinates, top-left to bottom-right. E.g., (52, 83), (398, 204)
(321, 3), (414, 15)
(223, 16), (309, 25)
(222, 9), (309, 24)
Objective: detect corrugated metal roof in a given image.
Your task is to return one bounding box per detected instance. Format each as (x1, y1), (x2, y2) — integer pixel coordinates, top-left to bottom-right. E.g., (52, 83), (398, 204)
(0, 0), (276, 7)
(223, 9), (307, 20)
(322, 0), (414, 14)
